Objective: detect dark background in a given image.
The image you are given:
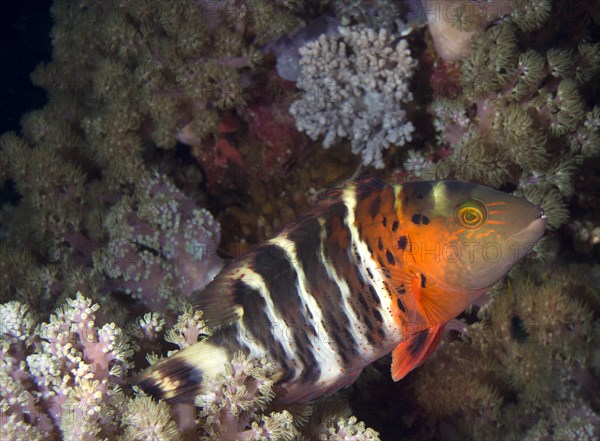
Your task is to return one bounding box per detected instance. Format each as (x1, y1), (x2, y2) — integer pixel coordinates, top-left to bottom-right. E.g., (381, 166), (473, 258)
(0, 1), (53, 135)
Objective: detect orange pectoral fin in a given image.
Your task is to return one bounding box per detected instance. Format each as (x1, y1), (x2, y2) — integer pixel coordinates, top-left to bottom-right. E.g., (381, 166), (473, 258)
(391, 268), (471, 327)
(391, 323), (445, 381)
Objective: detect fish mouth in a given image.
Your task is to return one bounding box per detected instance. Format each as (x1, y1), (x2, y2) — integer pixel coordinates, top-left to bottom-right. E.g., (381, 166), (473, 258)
(436, 209), (547, 294)
(507, 209), (547, 261)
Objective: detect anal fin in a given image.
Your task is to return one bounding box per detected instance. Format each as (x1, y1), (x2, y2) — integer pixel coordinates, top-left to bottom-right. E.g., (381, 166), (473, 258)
(391, 323), (445, 381)
(193, 264), (245, 328)
(136, 341), (229, 403)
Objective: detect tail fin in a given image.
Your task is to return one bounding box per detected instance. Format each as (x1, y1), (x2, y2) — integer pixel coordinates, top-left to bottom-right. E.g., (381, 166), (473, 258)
(135, 341), (229, 403)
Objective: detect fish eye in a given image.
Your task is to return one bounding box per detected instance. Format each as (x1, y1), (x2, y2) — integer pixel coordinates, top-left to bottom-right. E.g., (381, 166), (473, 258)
(456, 199), (487, 229)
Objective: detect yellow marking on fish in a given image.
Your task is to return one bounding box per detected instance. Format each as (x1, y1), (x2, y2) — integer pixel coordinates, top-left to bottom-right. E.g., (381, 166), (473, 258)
(475, 229), (496, 239)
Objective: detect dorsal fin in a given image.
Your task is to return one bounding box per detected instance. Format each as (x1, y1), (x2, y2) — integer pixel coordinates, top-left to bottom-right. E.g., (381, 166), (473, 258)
(192, 260), (247, 328)
(391, 323), (444, 381)
(353, 175), (389, 197)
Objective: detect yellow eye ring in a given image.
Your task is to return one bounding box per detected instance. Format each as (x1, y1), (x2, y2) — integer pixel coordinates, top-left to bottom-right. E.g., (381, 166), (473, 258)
(456, 200), (487, 229)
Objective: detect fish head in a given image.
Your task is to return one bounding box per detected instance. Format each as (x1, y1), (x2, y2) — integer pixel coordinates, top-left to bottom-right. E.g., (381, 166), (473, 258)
(396, 180), (546, 293)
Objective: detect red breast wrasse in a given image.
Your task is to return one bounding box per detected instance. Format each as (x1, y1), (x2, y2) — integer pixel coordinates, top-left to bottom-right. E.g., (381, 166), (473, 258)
(137, 177), (546, 403)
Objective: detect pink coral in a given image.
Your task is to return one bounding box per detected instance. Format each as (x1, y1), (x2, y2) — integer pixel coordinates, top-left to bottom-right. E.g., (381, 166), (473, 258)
(0, 294), (134, 439)
(97, 171), (222, 312)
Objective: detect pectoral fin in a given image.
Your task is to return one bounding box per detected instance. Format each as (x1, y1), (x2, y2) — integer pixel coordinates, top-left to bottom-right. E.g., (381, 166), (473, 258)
(391, 323), (445, 381)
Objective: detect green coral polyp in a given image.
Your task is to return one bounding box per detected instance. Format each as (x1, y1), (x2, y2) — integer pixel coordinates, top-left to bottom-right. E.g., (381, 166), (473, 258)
(409, 269), (600, 439)
(508, 0), (552, 32)
(462, 22), (519, 96)
(435, 12), (600, 230)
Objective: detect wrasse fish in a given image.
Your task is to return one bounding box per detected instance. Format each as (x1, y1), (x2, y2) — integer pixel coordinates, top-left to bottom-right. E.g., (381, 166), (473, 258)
(137, 177), (546, 403)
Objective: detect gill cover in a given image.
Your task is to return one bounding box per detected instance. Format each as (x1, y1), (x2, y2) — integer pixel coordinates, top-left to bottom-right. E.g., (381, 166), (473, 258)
(397, 181), (546, 292)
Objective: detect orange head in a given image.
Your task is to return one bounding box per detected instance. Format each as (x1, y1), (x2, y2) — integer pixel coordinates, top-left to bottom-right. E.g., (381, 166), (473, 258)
(394, 181), (546, 294)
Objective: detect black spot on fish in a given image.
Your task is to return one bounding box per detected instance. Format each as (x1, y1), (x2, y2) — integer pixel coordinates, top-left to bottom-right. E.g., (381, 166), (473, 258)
(396, 286), (406, 295)
(370, 196), (382, 218)
(421, 215), (430, 225)
(392, 221), (399, 232)
(233, 281), (247, 305)
(233, 281), (283, 361)
(398, 236), (408, 251)
(396, 298), (406, 312)
(362, 314), (376, 338)
(420, 274), (427, 288)
(366, 268), (374, 280)
(408, 329), (429, 356)
(411, 214), (422, 225)
(382, 216), (387, 227)
(378, 237), (384, 251)
(386, 250), (395, 266)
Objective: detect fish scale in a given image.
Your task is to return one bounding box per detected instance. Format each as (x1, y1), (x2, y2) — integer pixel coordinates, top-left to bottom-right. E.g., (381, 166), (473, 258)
(137, 176), (546, 403)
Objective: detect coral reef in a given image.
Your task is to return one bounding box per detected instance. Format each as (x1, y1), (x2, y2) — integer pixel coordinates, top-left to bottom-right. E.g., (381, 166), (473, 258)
(343, 267), (600, 440)
(1, 0), (600, 439)
(94, 171), (222, 312)
(333, 0), (404, 29)
(266, 16), (340, 82)
(0, 294), (133, 439)
(290, 26), (417, 169)
(0, 293), (379, 440)
(408, 268), (600, 440)
(421, 0), (510, 61)
(431, 9), (600, 229)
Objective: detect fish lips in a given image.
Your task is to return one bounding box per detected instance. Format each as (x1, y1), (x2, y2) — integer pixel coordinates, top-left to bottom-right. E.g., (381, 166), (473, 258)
(466, 209), (547, 290)
(438, 208), (546, 292)
(506, 209), (547, 261)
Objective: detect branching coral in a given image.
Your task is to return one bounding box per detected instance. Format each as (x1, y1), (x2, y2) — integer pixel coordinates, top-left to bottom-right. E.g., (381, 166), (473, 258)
(333, 0), (403, 29)
(2, 292), (381, 440)
(320, 416), (381, 440)
(0, 293), (134, 439)
(290, 26), (417, 168)
(32, 0), (300, 154)
(195, 353), (292, 440)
